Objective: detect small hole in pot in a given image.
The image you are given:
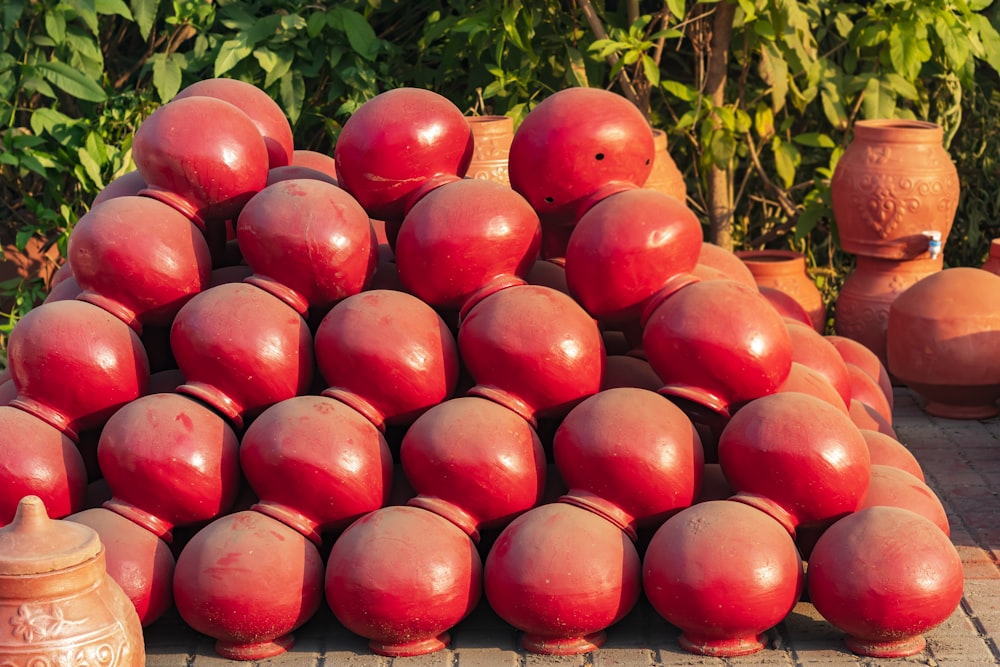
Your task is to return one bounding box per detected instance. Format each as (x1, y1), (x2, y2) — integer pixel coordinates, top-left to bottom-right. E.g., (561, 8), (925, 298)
(595, 153), (605, 160)
(645, 159), (651, 165)
(544, 196), (554, 203)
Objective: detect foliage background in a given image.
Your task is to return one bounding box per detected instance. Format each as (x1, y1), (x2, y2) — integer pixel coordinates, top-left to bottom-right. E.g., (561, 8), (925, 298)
(1, 0), (999, 353)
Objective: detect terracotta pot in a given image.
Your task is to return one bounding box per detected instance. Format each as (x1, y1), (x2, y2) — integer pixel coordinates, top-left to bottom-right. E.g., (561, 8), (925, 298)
(737, 250), (825, 332)
(266, 163), (338, 187)
(334, 87), (472, 224)
(174, 510), (325, 660)
(174, 77), (295, 169)
(981, 238), (1000, 275)
(643, 500), (803, 656)
(401, 396), (546, 540)
(91, 169), (147, 206)
(466, 115), (513, 185)
(858, 465), (949, 536)
(68, 196), (212, 333)
(785, 320), (851, 409)
(694, 242), (757, 289)
(846, 362), (893, 425)
(887, 267), (1000, 419)
(826, 335), (894, 409)
(601, 355), (662, 391)
(484, 502), (641, 654)
(861, 429), (924, 481)
(325, 505), (482, 656)
(774, 362), (850, 414)
(831, 119), (959, 260)
(0, 497), (145, 665)
(133, 96), (269, 228)
(292, 149), (338, 182)
(642, 129), (686, 202)
(240, 395), (393, 543)
(849, 398), (897, 438)
(807, 506), (963, 657)
(758, 286), (814, 328)
(834, 255), (943, 371)
(718, 392), (871, 535)
(315, 289), (459, 429)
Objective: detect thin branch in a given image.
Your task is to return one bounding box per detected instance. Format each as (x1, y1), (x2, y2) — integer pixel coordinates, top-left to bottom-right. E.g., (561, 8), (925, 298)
(577, 0), (641, 108)
(743, 130), (798, 219)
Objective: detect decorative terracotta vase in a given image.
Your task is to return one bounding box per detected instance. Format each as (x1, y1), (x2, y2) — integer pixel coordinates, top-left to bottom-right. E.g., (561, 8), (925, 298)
(642, 129), (686, 202)
(858, 465), (949, 536)
(737, 250), (825, 332)
(458, 284), (604, 426)
(718, 391), (871, 535)
(334, 87), (472, 225)
(807, 506), (963, 657)
(174, 510), (325, 659)
(133, 95), (269, 228)
(466, 115), (513, 185)
(68, 195), (212, 333)
(0, 497), (145, 665)
(861, 429), (924, 481)
(643, 500), (803, 656)
(785, 319), (851, 409)
(831, 119), (959, 260)
(325, 505), (482, 656)
(887, 267), (1000, 419)
(484, 501), (641, 654)
(240, 395), (393, 543)
(173, 77), (295, 169)
(236, 178), (377, 316)
(834, 254), (943, 371)
(314, 289), (459, 430)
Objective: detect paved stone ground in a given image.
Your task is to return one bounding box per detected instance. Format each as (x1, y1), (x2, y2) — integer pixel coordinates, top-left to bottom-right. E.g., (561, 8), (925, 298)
(144, 388), (1000, 666)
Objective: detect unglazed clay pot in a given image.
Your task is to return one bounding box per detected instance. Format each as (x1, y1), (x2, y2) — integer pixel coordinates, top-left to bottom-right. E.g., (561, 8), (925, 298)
(325, 505), (482, 656)
(831, 119), (959, 260)
(458, 284), (604, 426)
(240, 395), (393, 543)
(401, 396), (546, 541)
(174, 510), (325, 659)
(807, 506), (963, 657)
(774, 362), (850, 414)
(643, 129), (687, 202)
(887, 267), (1000, 418)
(861, 429), (924, 481)
(785, 320), (851, 409)
(170, 282), (314, 430)
(601, 355), (662, 391)
(694, 242), (757, 289)
(758, 286), (814, 328)
(315, 289), (459, 429)
(334, 87), (472, 224)
(92, 169), (147, 206)
(133, 96), (269, 228)
(834, 255), (943, 371)
(981, 238), (1000, 275)
(236, 178), (377, 316)
(484, 501), (641, 654)
(643, 500), (803, 656)
(466, 115), (514, 185)
(553, 388), (703, 537)
(68, 195), (212, 333)
(858, 465), (948, 536)
(292, 149), (338, 181)
(0, 496), (144, 665)
(6, 299), (149, 441)
(174, 77), (294, 168)
(826, 335), (893, 409)
(718, 391), (871, 535)
(737, 250), (825, 332)
(846, 362), (893, 425)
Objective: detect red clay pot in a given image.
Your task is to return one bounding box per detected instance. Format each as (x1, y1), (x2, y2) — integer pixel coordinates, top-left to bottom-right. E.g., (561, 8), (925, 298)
(737, 250), (825, 332)
(92, 169), (147, 206)
(857, 465), (948, 536)
(774, 362), (850, 414)
(826, 335), (894, 408)
(785, 320), (851, 409)
(694, 242), (757, 289)
(861, 429), (924, 481)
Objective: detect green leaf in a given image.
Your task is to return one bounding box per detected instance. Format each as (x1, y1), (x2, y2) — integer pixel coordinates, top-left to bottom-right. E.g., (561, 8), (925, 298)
(244, 15), (281, 45)
(130, 0), (158, 40)
(971, 13), (1000, 73)
(758, 41), (788, 112)
(341, 9), (378, 61)
(771, 136), (799, 188)
(263, 48), (293, 88)
(884, 72), (918, 101)
(96, 0), (132, 19)
(77, 145), (104, 189)
(933, 14), (967, 73)
(754, 103), (774, 139)
(735, 0), (756, 21)
(861, 76), (895, 119)
(661, 79), (697, 101)
(36, 60), (106, 102)
(642, 55), (660, 87)
(792, 132), (835, 148)
(3, 0), (25, 31)
(666, 0), (685, 20)
(45, 10), (66, 45)
(888, 21), (925, 81)
(214, 36), (252, 76)
(565, 46), (589, 88)
(279, 70), (304, 124)
(152, 51), (181, 102)
(794, 199), (827, 241)
(66, 0), (99, 35)
(820, 88), (847, 130)
(307, 11), (326, 38)
(709, 130), (736, 168)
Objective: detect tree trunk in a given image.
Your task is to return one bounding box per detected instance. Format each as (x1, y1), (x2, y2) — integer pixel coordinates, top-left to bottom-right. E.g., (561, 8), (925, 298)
(704, 1), (736, 250)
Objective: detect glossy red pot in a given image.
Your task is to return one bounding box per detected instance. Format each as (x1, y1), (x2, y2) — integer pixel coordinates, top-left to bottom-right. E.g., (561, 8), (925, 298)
(643, 500), (803, 656)
(292, 149), (338, 181)
(174, 77), (294, 169)
(325, 505), (482, 656)
(236, 178), (377, 315)
(394, 178), (541, 310)
(133, 96), (269, 227)
(846, 362), (893, 425)
(861, 429), (924, 481)
(91, 169), (147, 206)
(694, 242), (757, 289)
(174, 510), (324, 659)
(553, 388), (703, 538)
(601, 355), (662, 391)
(564, 188), (702, 323)
(758, 286), (814, 328)
(334, 88), (472, 224)
(785, 320), (851, 409)
(807, 506), (963, 657)
(737, 250), (826, 332)
(858, 464), (948, 535)
(484, 501), (641, 654)
(718, 392), (871, 535)
(401, 396), (546, 540)
(7, 300), (149, 440)
(240, 395), (392, 543)
(774, 362), (850, 414)
(97, 393), (241, 541)
(458, 284), (604, 425)
(68, 196), (212, 333)
(315, 289), (459, 429)
(170, 282), (314, 430)
(826, 334), (894, 408)
(849, 398), (897, 438)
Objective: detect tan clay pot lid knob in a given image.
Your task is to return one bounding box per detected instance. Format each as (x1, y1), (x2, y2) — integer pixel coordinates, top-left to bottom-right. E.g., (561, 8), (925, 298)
(0, 496), (101, 575)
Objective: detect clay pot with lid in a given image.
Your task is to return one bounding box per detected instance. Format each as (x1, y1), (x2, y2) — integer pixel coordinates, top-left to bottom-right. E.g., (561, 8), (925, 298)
(737, 249), (826, 332)
(0, 496), (144, 665)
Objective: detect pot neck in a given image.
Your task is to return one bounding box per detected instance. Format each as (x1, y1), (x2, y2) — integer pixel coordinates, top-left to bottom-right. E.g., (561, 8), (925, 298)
(103, 499), (174, 543)
(558, 492), (637, 543)
(406, 496), (480, 544)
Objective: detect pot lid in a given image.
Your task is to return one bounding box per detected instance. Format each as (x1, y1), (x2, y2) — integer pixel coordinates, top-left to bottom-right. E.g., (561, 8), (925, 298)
(0, 496), (101, 575)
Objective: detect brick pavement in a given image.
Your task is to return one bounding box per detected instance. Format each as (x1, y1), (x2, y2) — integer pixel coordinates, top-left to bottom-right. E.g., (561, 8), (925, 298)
(143, 388), (1000, 666)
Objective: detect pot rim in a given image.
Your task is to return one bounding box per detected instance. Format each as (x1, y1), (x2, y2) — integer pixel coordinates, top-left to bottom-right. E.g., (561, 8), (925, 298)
(852, 119), (943, 142)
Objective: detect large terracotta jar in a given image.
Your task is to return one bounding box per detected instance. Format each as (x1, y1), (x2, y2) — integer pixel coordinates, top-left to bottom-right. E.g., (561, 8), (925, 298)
(887, 267), (1000, 418)
(465, 115), (514, 185)
(834, 254), (943, 371)
(831, 119), (959, 260)
(0, 496), (144, 665)
(737, 250), (826, 332)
